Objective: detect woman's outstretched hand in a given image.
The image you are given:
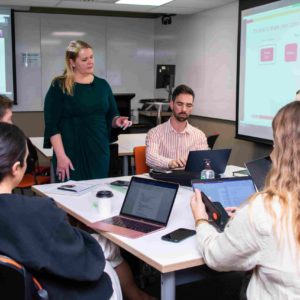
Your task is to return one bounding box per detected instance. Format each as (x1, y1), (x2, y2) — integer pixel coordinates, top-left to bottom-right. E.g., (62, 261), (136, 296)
(115, 116), (133, 130)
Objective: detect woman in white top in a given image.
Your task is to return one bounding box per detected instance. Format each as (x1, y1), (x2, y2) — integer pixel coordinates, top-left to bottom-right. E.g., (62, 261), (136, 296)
(190, 101), (300, 299)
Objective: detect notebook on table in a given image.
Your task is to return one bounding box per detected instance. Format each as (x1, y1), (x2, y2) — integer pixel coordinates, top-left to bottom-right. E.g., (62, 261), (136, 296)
(245, 156), (272, 191)
(91, 176), (179, 238)
(149, 149), (232, 187)
(192, 176), (256, 208)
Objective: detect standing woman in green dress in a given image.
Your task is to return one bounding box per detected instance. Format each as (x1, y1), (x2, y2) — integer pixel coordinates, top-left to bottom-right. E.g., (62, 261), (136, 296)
(44, 40), (132, 182)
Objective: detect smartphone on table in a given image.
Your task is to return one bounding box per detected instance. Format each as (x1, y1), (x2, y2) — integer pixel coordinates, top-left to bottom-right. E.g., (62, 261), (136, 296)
(110, 180), (130, 187)
(161, 228), (196, 243)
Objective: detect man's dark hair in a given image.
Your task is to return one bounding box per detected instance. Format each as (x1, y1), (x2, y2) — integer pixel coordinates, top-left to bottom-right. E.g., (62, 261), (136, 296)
(0, 123), (27, 182)
(296, 90), (300, 95)
(171, 84), (195, 101)
(0, 95), (13, 119)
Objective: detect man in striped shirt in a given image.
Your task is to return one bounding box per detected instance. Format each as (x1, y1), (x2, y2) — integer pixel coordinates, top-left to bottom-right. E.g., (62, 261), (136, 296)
(146, 84), (208, 170)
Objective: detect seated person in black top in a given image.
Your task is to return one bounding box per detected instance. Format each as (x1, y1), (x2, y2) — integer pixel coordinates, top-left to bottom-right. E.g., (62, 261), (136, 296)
(0, 122), (121, 299)
(0, 97), (156, 300)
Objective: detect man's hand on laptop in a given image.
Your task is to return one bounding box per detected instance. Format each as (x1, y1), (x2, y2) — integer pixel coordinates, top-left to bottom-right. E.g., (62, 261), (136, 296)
(168, 158), (186, 169)
(225, 206), (237, 217)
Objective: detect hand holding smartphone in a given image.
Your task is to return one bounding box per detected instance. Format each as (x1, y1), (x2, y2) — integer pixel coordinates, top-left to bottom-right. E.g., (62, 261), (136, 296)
(200, 192), (229, 231)
(161, 228), (196, 243)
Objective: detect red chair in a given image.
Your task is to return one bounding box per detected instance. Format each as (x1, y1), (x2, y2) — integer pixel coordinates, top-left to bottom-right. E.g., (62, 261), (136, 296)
(133, 146), (150, 175)
(15, 139), (50, 194)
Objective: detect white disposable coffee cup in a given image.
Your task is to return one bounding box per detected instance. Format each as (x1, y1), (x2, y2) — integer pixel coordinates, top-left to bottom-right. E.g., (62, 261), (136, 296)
(98, 198), (112, 218)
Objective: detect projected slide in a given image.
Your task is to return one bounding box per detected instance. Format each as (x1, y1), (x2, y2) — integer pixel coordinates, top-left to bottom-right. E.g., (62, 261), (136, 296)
(238, 0), (300, 141)
(0, 37), (6, 92)
(0, 9), (14, 100)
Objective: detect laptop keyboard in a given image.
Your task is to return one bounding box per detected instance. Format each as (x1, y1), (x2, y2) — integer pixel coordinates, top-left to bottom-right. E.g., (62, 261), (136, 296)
(103, 216), (160, 233)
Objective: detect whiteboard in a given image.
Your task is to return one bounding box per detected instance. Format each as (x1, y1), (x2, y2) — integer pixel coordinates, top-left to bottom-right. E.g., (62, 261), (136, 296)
(13, 12), (155, 111)
(154, 1), (238, 121)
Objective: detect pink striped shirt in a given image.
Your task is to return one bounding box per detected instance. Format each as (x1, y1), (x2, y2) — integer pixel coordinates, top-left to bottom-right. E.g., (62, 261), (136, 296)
(146, 119), (208, 170)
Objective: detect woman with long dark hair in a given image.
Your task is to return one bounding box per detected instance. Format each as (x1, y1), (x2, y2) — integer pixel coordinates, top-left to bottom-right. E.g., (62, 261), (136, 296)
(191, 101), (300, 299)
(0, 122), (120, 299)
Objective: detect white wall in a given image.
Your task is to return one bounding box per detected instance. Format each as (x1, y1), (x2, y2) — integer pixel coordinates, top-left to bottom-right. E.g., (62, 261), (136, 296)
(154, 1), (239, 121)
(14, 12), (155, 111)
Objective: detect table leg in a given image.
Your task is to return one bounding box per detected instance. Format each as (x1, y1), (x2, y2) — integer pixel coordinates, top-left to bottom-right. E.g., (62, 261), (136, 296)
(122, 156), (129, 176)
(50, 160), (55, 183)
(161, 272), (175, 300)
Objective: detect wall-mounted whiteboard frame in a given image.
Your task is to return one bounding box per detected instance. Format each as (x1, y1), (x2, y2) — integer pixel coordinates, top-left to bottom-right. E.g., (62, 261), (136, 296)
(13, 12), (155, 112)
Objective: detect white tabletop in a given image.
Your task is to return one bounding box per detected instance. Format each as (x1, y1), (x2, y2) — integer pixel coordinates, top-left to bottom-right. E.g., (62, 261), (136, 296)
(117, 133), (147, 156)
(30, 134), (147, 158)
(32, 175), (202, 273)
(29, 137), (53, 159)
(32, 165), (245, 273)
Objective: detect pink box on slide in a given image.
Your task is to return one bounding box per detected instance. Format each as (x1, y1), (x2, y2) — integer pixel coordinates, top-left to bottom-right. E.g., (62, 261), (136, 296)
(285, 43), (297, 62)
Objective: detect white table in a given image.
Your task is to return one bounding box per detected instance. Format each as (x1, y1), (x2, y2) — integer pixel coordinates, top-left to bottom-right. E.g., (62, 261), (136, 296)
(117, 133), (147, 175)
(32, 176), (200, 300)
(30, 137), (55, 181)
(32, 165), (245, 300)
(30, 133), (147, 177)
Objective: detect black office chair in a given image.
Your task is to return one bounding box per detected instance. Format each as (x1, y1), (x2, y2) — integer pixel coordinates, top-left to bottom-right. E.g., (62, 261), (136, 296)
(0, 255), (48, 300)
(207, 133), (220, 149)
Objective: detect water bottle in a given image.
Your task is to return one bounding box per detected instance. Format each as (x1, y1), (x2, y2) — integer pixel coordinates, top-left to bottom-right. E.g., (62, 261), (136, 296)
(200, 159), (215, 179)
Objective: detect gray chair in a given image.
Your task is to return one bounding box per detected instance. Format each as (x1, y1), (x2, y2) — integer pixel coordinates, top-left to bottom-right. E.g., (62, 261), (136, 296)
(0, 255), (48, 300)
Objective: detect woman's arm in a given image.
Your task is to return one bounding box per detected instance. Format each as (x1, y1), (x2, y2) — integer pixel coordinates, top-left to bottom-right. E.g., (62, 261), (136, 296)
(191, 190), (262, 272)
(50, 134), (74, 182)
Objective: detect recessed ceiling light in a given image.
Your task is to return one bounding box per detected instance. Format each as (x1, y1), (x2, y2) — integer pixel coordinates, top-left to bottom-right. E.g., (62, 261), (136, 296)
(116, 0), (173, 6)
(52, 32), (85, 37)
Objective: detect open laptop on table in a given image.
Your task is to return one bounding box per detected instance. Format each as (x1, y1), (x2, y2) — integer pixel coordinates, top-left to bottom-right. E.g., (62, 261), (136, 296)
(91, 176), (179, 238)
(150, 149), (232, 186)
(245, 156), (272, 191)
(192, 176), (256, 208)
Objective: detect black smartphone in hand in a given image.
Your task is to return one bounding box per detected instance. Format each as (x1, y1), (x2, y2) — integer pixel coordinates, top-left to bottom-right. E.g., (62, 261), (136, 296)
(161, 228), (196, 243)
(201, 192), (229, 231)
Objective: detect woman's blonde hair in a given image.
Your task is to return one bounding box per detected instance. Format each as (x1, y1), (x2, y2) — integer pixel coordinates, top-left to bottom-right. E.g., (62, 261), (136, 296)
(263, 101), (300, 247)
(52, 40), (92, 95)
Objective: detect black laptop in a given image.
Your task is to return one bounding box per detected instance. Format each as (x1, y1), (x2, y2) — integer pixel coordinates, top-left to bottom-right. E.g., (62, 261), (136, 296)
(150, 149), (232, 186)
(245, 156), (272, 191)
(185, 149), (231, 174)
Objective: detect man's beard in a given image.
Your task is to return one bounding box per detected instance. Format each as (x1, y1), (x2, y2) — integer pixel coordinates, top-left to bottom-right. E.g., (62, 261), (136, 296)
(173, 112), (189, 122)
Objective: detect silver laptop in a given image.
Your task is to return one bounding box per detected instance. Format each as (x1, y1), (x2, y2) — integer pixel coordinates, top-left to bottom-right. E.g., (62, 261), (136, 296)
(192, 176), (256, 207)
(91, 177), (179, 238)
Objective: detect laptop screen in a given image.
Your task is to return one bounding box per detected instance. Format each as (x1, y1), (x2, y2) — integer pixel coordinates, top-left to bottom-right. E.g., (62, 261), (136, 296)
(245, 156), (271, 191)
(185, 149), (231, 174)
(121, 177), (178, 225)
(192, 177), (256, 207)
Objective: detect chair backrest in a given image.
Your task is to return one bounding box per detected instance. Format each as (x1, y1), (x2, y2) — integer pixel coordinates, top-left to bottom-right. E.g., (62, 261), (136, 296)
(0, 255), (48, 300)
(207, 133), (220, 149)
(133, 146), (150, 175)
(26, 138), (39, 174)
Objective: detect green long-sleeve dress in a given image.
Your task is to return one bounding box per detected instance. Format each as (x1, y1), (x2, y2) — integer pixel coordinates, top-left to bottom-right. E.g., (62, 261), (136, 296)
(44, 76), (119, 181)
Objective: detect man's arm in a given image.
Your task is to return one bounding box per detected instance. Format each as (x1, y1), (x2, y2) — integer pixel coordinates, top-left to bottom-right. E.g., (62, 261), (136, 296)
(146, 128), (172, 170)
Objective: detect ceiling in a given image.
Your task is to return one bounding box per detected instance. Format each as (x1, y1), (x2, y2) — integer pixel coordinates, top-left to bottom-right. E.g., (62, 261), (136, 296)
(1, 0), (236, 15)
